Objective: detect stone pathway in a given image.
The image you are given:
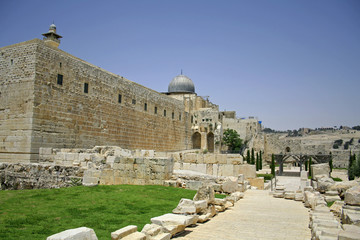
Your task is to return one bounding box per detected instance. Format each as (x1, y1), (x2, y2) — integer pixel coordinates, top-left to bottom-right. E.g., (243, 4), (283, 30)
(175, 190), (311, 240)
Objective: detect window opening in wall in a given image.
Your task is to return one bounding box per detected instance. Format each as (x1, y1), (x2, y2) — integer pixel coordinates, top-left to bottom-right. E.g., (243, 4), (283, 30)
(57, 74), (63, 85)
(10, 59), (13, 65)
(164, 109), (166, 117)
(84, 83), (89, 93)
(179, 114), (182, 121)
(191, 116), (193, 123)
(144, 103), (147, 111)
(132, 99), (136, 105)
(154, 106), (158, 114)
(60, 62), (62, 68)
(118, 94), (122, 103)
(172, 112), (175, 119)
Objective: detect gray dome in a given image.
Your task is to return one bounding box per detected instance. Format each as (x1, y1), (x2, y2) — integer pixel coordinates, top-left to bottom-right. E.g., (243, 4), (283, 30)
(168, 74), (195, 93)
(50, 23), (56, 29)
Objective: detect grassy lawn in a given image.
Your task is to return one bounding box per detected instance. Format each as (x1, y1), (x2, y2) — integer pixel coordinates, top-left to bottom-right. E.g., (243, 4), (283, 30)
(0, 185), (200, 240)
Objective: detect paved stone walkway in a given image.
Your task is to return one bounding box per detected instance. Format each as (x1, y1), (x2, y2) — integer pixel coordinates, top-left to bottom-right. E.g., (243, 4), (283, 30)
(175, 190), (311, 240)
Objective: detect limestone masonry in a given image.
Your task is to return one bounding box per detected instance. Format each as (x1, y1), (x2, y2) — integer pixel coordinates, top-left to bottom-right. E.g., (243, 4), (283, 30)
(0, 24), (260, 164)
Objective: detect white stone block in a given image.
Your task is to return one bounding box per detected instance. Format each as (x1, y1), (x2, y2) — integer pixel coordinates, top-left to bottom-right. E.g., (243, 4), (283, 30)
(46, 227), (98, 240)
(111, 225), (137, 240)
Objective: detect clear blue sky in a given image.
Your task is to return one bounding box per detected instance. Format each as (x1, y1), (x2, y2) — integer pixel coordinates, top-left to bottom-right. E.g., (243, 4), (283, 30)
(1, 0), (359, 130)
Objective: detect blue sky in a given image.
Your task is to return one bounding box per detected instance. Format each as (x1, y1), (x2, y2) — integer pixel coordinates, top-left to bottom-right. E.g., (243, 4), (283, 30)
(1, 0), (359, 130)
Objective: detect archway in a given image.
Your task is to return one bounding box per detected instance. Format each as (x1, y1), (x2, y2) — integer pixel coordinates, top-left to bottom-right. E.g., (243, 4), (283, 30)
(285, 147), (291, 152)
(192, 132), (201, 149)
(207, 132), (214, 153)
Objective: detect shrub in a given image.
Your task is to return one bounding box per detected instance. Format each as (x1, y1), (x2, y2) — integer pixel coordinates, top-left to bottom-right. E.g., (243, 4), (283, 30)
(257, 174), (273, 181)
(331, 177), (342, 182)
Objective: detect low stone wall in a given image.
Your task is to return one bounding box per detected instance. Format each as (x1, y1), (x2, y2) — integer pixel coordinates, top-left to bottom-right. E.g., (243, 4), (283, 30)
(40, 146), (174, 186)
(164, 152), (246, 177)
(0, 163), (84, 190)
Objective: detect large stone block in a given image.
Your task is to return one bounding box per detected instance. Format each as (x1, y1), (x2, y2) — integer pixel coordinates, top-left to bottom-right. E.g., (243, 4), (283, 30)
(111, 225), (137, 240)
(221, 176), (239, 193)
(172, 198), (197, 214)
(248, 177), (264, 190)
(345, 185), (360, 206)
(47, 227), (98, 240)
(151, 213), (198, 227)
(311, 163), (330, 178)
(237, 164), (256, 179)
(193, 184), (215, 204)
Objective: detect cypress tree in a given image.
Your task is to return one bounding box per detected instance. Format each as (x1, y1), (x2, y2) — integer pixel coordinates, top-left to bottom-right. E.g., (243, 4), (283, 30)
(349, 153), (356, 180)
(251, 148), (255, 165)
(271, 153), (275, 176)
(246, 149), (250, 164)
(329, 152), (333, 173)
(308, 157), (312, 178)
(259, 151), (263, 170)
(256, 152), (259, 171)
(305, 159), (308, 171)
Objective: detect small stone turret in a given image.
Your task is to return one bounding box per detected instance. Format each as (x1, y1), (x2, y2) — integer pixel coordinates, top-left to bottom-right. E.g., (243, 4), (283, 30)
(42, 23), (62, 48)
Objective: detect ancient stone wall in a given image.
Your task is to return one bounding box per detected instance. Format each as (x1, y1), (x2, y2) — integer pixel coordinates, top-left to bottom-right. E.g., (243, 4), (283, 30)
(0, 40), (38, 163)
(158, 152), (245, 177)
(0, 146), (175, 189)
(257, 132), (360, 167)
(0, 39), (192, 163)
(222, 117), (260, 142)
(0, 162), (84, 190)
(40, 146), (174, 186)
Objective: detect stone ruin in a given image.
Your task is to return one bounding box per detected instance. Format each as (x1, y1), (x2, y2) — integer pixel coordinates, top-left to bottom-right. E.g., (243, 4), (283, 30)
(271, 163), (360, 239)
(0, 146), (260, 192)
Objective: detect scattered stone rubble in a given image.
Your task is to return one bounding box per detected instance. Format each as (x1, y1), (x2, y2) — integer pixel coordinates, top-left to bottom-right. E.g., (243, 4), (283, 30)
(271, 163), (360, 240)
(46, 184), (245, 240)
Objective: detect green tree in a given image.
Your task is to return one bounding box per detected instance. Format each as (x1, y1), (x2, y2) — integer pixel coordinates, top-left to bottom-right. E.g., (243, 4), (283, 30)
(259, 151), (263, 170)
(256, 152), (259, 171)
(329, 152), (333, 173)
(246, 149), (250, 163)
(271, 154), (275, 176)
(308, 157), (313, 178)
(251, 148), (255, 165)
(349, 154), (360, 180)
(305, 159), (308, 171)
(349, 153), (356, 180)
(222, 129), (243, 152)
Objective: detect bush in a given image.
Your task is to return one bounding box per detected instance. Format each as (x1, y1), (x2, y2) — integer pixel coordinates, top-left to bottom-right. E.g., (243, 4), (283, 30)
(257, 174), (273, 181)
(331, 177), (343, 182)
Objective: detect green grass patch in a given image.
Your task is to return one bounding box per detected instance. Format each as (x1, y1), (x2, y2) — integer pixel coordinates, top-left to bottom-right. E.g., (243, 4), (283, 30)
(256, 174), (273, 181)
(215, 193), (227, 199)
(331, 177), (343, 182)
(0, 185), (197, 240)
(327, 201), (335, 207)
